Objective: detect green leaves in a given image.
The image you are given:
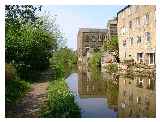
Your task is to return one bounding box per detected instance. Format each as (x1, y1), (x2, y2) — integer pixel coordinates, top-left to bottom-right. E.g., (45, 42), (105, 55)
(103, 36), (118, 52)
(49, 47), (77, 79)
(103, 36), (119, 62)
(5, 5), (41, 24)
(88, 52), (102, 69)
(5, 5), (64, 80)
(42, 79), (80, 117)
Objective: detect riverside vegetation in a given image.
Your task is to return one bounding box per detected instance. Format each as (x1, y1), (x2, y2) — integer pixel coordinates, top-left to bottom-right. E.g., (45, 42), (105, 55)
(5, 5), (80, 117)
(42, 79), (80, 117)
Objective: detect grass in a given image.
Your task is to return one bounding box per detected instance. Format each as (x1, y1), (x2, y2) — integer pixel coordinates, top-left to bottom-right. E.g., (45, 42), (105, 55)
(41, 79), (81, 118)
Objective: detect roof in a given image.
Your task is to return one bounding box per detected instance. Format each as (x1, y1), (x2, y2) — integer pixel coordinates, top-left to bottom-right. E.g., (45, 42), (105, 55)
(78, 28), (107, 33)
(117, 5), (130, 15)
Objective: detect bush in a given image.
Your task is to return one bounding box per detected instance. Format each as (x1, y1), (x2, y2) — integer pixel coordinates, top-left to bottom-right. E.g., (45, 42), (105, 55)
(49, 47), (77, 79)
(5, 64), (17, 81)
(88, 52), (102, 69)
(6, 80), (31, 105)
(105, 64), (118, 73)
(5, 64), (31, 105)
(42, 79), (80, 117)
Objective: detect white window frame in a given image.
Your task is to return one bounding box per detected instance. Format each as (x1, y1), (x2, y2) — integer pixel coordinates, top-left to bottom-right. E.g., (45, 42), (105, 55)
(148, 53), (155, 65)
(137, 53), (143, 63)
(144, 13), (149, 25)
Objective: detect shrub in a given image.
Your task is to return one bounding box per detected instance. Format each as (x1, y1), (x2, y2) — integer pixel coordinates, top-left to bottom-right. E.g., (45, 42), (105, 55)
(105, 64), (118, 73)
(5, 64), (31, 105)
(42, 79), (80, 117)
(5, 64), (16, 81)
(6, 80), (31, 105)
(49, 47), (77, 79)
(88, 52), (102, 69)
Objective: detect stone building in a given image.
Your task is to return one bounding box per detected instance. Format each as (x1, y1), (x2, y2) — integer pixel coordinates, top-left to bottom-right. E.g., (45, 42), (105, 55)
(107, 18), (118, 40)
(117, 5), (156, 65)
(77, 28), (108, 64)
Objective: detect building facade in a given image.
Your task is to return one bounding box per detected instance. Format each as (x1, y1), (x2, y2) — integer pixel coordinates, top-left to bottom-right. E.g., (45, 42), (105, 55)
(107, 18), (118, 40)
(117, 5), (156, 65)
(77, 28), (108, 64)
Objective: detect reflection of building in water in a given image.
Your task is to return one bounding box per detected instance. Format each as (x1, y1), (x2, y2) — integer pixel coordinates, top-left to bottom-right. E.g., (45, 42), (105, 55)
(78, 67), (119, 112)
(118, 76), (156, 117)
(78, 67), (106, 98)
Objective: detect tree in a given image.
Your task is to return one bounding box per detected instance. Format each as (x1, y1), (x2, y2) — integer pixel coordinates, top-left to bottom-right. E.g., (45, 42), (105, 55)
(103, 36), (119, 62)
(50, 47), (77, 79)
(88, 52), (102, 69)
(5, 5), (42, 24)
(5, 5), (64, 80)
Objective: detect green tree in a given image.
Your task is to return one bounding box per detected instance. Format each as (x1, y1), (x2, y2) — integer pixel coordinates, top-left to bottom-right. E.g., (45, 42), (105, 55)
(103, 36), (119, 62)
(50, 47), (77, 79)
(5, 5), (42, 24)
(5, 5), (64, 80)
(88, 52), (102, 69)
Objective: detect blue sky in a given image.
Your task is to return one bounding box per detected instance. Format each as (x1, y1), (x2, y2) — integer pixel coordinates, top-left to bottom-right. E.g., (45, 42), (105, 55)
(42, 5), (125, 50)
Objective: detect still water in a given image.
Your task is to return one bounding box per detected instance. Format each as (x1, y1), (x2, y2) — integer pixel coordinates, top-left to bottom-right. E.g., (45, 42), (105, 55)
(66, 66), (156, 118)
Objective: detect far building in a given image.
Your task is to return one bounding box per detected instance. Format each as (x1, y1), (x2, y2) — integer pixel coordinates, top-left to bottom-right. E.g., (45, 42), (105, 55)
(77, 28), (108, 64)
(117, 5), (156, 65)
(107, 17), (118, 40)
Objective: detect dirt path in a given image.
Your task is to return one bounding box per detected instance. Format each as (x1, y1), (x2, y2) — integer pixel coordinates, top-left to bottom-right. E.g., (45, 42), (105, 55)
(6, 81), (48, 118)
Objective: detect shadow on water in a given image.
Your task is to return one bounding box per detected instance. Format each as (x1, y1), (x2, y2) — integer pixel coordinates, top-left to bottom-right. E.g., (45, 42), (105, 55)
(66, 65), (156, 118)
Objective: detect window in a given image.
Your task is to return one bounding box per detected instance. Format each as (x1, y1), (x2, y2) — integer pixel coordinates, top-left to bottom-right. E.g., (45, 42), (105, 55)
(129, 21), (132, 29)
(130, 37), (133, 45)
(123, 40), (126, 46)
(135, 6), (139, 12)
(128, 8), (131, 15)
(149, 53), (155, 65)
(144, 13), (149, 25)
(145, 32), (151, 42)
(137, 36), (141, 44)
(136, 17), (140, 25)
(137, 53), (143, 62)
(125, 51), (127, 58)
(121, 26), (125, 35)
(137, 96), (141, 104)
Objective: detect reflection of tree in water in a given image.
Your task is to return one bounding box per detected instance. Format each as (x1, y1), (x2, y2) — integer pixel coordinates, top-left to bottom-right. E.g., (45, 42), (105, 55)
(77, 65), (155, 117)
(105, 78), (119, 112)
(78, 66), (119, 111)
(78, 66), (106, 97)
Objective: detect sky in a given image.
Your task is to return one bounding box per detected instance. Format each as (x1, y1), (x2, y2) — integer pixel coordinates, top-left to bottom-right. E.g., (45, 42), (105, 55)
(42, 5), (125, 50)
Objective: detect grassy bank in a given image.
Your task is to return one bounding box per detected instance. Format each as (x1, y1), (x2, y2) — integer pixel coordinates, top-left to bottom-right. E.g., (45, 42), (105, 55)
(41, 79), (81, 118)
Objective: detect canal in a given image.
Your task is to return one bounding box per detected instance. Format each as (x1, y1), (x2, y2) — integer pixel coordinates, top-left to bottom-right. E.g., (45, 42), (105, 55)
(66, 66), (156, 118)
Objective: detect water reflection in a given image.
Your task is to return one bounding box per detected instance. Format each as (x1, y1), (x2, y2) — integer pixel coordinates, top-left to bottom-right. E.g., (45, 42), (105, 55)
(66, 65), (156, 118)
(118, 76), (156, 117)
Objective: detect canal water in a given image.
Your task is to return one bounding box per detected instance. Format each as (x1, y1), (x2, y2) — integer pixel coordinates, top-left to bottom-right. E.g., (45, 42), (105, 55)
(66, 66), (156, 118)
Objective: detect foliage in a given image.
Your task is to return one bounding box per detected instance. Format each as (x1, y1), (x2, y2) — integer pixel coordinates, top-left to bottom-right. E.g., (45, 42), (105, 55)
(5, 64), (31, 105)
(88, 52), (102, 69)
(105, 80), (118, 107)
(103, 36), (119, 62)
(41, 79), (80, 117)
(105, 64), (118, 73)
(6, 80), (31, 105)
(5, 5), (42, 24)
(5, 63), (17, 81)
(49, 47), (77, 79)
(5, 5), (65, 80)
